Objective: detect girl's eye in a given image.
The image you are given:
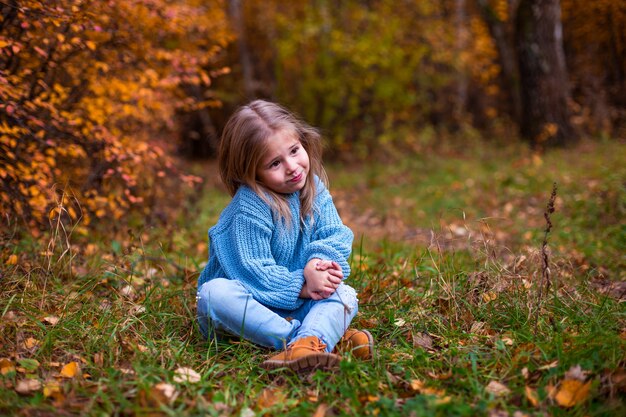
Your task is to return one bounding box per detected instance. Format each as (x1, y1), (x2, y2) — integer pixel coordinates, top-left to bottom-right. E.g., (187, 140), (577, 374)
(290, 146), (299, 155)
(269, 161), (280, 168)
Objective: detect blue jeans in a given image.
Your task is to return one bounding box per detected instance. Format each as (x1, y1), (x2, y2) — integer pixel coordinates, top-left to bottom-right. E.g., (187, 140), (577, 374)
(196, 278), (359, 351)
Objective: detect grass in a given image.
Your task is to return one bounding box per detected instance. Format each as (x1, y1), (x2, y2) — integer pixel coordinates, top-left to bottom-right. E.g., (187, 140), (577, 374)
(1, 139), (625, 416)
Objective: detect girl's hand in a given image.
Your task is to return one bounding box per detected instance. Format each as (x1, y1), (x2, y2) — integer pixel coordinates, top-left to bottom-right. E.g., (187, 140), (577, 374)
(315, 260), (344, 279)
(304, 259), (341, 296)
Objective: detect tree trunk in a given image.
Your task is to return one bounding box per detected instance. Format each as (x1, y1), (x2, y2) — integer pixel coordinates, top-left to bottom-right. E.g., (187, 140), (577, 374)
(455, 0), (468, 123)
(476, 0), (522, 125)
(515, 0), (577, 147)
(228, 0), (255, 99)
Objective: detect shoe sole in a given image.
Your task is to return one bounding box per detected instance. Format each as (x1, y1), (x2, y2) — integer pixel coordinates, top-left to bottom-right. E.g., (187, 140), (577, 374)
(261, 352), (341, 372)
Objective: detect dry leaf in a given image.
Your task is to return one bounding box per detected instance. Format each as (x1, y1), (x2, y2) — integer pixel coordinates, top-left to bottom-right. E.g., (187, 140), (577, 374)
(554, 379), (591, 408)
(173, 367), (201, 383)
(521, 367), (529, 380)
(538, 360), (558, 370)
(93, 352), (103, 367)
(525, 386), (539, 407)
(394, 318), (406, 327)
(60, 361), (81, 378)
(500, 336), (514, 346)
(15, 378), (42, 394)
(426, 370), (452, 380)
(43, 379), (62, 398)
(564, 365), (588, 382)
(23, 337), (40, 349)
(412, 332), (433, 351)
(6, 254), (18, 265)
(409, 379), (424, 392)
(152, 382), (178, 404)
(0, 358), (15, 375)
(485, 381), (511, 397)
(43, 316), (60, 326)
(257, 386), (286, 410)
(312, 403), (328, 417)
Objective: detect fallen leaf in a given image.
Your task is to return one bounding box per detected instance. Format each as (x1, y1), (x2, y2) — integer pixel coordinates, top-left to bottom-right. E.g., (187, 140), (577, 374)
(6, 254), (18, 265)
(412, 332), (433, 351)
(240, 407), (255, 417)
(554, 379), (591, 408)
(409, 379), (424, 392)
(43, 316), (59, 326)
(257, 386), (287, 410)
(564, 365), (588, 382)
(15, 378), (42, 394)
(394, 318), (406, 327)
(173, 367), (201, 383)
(93, 352), (103, 367)
(60, 361), (80, 378)
(152, 382), (178, 404)
(525, 386), (539, 407)
(426, 370), (452, 380)
(485, 380), (511, 397)
(538, 360), (558, 370)
(23, 337), (40, 349)
(0, 358), (15, 375)
(312, 403), (328, 417)
(43, 379), (62, 398)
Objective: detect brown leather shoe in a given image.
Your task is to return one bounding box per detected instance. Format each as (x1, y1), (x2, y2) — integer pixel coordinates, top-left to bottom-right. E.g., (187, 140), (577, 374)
(334, 328), (374, 360)
(261, 336), (341, 371)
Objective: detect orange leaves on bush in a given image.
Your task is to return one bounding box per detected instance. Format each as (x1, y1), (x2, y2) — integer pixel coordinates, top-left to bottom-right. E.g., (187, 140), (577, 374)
(0, 0), (232, 232)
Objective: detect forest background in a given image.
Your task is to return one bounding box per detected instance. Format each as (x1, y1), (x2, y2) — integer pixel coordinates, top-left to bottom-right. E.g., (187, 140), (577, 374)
(0, 0), (624, 416)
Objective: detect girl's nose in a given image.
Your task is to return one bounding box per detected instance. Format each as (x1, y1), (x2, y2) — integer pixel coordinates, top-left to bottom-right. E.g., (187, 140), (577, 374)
(284, 158), (296, 173)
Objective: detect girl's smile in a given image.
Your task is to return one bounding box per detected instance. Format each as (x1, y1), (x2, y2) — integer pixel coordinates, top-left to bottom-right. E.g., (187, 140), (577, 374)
(257, 129), (310, 194)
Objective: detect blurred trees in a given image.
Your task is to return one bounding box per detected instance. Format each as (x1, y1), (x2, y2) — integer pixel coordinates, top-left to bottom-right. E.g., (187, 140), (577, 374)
(0, 0), (230, 231)
(2, 0), (623, 232)
(223, 0), (624, 150)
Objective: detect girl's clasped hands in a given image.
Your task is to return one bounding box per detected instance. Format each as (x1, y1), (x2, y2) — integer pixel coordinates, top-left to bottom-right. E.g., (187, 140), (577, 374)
(302, 259), (343, 300)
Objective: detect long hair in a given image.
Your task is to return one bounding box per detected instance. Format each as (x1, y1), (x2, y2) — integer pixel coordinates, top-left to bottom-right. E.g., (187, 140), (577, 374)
(218, 100), (327, 224)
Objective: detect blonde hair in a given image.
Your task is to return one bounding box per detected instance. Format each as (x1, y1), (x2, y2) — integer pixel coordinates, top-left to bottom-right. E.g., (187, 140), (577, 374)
(219, 100), (327, 224)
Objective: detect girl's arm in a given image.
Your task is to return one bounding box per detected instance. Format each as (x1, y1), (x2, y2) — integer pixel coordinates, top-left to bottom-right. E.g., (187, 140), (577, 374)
(210, 192), (306, 310)
(305, 181), (354, 277)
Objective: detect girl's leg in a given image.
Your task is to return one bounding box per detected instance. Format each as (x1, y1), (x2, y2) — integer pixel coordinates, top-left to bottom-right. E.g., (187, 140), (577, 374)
(289, 283), (359, 352)
(197, 278), (300, 349)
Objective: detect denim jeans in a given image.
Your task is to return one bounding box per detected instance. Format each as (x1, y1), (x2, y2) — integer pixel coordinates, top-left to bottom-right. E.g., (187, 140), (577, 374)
(196, 278), (359, 351)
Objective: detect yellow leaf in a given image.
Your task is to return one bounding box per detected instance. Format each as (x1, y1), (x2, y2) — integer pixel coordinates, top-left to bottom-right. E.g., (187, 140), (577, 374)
(59, 361), (80, 378)
(43, 379), (61, 397)
(525, 386), (539, 407)
(85, 40), (96, 51)
(554, 379), (591, 408)
(6, 254), (17, 265)
(410, 379), (424, 391)
(0, 358), (15, 375)
(23, 337), (40, 349)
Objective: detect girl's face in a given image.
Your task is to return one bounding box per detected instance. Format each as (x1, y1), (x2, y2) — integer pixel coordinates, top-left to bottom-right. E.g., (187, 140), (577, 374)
(256, 129), (310, 194)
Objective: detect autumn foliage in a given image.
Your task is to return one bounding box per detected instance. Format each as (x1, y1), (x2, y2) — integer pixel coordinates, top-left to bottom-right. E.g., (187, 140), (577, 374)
(0, 0), (231, 232)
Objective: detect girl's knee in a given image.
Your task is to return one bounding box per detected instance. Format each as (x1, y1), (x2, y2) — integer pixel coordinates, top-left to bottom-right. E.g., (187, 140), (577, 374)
(336, 284), (359, 314)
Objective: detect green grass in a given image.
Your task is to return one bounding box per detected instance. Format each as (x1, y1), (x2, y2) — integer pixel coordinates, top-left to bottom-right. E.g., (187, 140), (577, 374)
(1, 140), (625, 416)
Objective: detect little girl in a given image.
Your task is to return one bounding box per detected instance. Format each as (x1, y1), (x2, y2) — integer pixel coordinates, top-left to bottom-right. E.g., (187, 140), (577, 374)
(196, 100), (373, 371)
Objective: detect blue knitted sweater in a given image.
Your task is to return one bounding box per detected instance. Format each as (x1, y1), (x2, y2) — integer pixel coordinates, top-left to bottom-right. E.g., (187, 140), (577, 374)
(197, 178), (354, 311)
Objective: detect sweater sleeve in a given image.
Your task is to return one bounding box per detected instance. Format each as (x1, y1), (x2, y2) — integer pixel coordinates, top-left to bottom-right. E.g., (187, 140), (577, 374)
(210, 192), (305, 310)
(305, 180), (354, 278)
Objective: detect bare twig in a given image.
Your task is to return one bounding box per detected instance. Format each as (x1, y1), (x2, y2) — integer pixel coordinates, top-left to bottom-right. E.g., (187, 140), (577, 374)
(534, 182), (557, 331)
